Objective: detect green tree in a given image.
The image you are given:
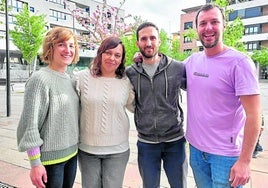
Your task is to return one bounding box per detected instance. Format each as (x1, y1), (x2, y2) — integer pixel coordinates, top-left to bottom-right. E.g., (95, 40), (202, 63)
(10, 5), (47, 75)
(182, 28), (198, 42)
(159, 29), (171, 56)
(0, 0), (4, 37)
(170, 38), (191, 61)
(160, 30), (192, 61)
(170, 38), (180, 59)
(251, 46), (268, 67)
(223, 17), (245, 52)
(0, 0), (4, 12)
(121, 31), (138, 66)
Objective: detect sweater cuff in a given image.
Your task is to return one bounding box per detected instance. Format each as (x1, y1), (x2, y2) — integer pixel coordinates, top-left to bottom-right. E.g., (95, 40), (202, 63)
(27, 147), (42, 167)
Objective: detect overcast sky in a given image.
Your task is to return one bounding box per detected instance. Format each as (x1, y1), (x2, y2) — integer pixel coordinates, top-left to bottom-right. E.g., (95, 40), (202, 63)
(104, 0), (205, 33)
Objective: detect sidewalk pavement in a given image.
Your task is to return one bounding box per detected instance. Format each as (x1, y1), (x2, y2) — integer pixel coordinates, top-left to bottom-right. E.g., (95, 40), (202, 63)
(0, 80), (268, 188)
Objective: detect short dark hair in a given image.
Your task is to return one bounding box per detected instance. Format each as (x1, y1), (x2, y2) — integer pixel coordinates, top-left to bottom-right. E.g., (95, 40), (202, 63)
(91, 36), (126, 78)
(136, 22), (159, 40)
(195, 4), (225, 28)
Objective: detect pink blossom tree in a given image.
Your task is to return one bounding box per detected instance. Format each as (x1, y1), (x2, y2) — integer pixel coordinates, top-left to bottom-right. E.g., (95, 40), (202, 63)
(64, 0), (142, 48)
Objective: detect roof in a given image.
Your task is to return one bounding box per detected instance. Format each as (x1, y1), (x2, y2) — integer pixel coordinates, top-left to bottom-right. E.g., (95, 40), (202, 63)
(181, 5), (203, 13)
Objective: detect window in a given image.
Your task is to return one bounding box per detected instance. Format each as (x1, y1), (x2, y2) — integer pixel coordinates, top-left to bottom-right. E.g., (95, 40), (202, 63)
(245, 7), (261, 18)
(49, 0), (65, 5)
(184, 22), (193, 30)
(183, 36), (192, 43)
(237, 9), (245, 18)
(184, 49), (192, 53)
(29, 6), (34, 12)
(8, 15), (15, 24)
(244, 25), (260, 35)
(229, 10), (238, 21)
(9, 0), (26, 13)
(229, 6), (261, 20)
(229, 0), (236, 5)
(246, 42), (260, 51)
(50, 9), (67, 21)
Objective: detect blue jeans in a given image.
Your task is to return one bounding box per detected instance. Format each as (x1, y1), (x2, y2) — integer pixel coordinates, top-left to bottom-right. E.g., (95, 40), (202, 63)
(189, 145), (243, 188)
(44, 154), (77, 188)
(137, 138), (187, 188)
(78, 149), (130, 188)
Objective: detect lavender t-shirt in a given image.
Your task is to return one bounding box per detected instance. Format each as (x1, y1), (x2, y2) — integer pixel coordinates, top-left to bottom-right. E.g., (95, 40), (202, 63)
(184, 48), (260, 156)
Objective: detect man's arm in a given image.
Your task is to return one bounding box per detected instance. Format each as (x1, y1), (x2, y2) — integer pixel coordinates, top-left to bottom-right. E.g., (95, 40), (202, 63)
(229, 94), (262, 187)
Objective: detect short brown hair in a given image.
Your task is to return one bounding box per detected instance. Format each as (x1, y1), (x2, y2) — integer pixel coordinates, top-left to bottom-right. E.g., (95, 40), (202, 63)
(195, 4), (225, 28)
(40, 27), (79, 64)
(136, 22), (159, 40)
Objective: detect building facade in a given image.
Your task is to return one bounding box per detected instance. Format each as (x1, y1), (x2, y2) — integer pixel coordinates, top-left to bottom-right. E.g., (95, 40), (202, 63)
(180, 5), (203, 53)
(0, 0), (125, 80)
(180, 0), (268, 53)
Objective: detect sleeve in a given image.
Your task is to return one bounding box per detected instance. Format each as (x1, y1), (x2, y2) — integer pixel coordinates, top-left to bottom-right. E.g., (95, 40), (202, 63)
(27, 147), (41, 167)
(17, 75), (50, 152)
(181, 57), (191, 91)
(125, 79), (135, 113)
(180, 63), (187, 91)
(235, 56), (260, 96)
(74, 72), (81, 97)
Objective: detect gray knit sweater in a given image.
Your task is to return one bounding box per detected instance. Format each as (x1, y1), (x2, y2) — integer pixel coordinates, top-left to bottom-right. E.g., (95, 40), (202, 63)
(17, 67), (79, 165)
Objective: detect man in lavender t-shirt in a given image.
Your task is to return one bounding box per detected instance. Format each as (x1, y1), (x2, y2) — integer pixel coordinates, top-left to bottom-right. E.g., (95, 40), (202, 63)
(184, 4), (261, 188)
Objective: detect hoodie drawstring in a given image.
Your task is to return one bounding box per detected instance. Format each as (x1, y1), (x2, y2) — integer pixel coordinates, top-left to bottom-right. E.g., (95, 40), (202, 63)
(138, 73), (141, 100)
(164, 69), (168, 99)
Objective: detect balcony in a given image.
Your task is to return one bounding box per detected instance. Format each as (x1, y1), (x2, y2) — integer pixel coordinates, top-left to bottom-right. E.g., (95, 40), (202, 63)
(242, 15), (268, 25)
(242, 32), (268, 42)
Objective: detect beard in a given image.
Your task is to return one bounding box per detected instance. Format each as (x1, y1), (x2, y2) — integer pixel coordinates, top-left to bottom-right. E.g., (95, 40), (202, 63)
(139, 48), (157, 59)
(200, 37), (219, 49)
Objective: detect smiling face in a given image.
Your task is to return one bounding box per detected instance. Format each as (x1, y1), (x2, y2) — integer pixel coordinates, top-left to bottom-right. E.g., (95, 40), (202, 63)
(50, 37), (75, 72)
(101, 44), (123, 77)
(136, 26), (161, 59)
(197, 7), (225, 51)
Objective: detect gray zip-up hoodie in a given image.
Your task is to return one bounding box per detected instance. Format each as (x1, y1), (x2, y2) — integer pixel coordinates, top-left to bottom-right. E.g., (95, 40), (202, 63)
(126, 54), (186, 142)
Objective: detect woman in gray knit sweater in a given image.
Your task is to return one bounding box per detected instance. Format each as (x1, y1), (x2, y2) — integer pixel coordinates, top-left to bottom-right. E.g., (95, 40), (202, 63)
(17, 27), (80, 188)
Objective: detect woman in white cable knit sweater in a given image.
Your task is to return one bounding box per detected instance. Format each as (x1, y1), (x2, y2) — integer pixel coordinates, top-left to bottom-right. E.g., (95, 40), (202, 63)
(75, 36), (134, 188)
(17, 27), (80, 188)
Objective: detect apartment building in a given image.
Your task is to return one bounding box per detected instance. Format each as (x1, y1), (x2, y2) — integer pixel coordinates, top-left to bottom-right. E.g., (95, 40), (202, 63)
(228, 0), (268, 51)
(180, 0), (268, 53)
(180, 5), (203, 53)
(0, 0), (125, 80)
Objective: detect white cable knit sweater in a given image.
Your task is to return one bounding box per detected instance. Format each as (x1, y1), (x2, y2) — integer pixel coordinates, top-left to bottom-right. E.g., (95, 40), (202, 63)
(75, 69), (134, 155)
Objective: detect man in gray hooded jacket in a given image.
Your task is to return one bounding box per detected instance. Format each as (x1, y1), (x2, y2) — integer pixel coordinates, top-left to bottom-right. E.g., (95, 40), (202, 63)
(126, 22), (187, 188)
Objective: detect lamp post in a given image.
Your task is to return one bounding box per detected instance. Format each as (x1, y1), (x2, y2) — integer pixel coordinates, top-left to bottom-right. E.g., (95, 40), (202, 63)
(5, 0), (11, 116)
